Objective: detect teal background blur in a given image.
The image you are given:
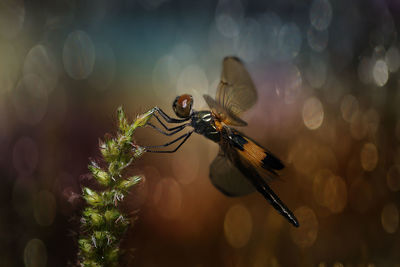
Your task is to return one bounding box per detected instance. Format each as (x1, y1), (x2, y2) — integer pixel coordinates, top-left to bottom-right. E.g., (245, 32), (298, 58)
(1, 0), (400, 266)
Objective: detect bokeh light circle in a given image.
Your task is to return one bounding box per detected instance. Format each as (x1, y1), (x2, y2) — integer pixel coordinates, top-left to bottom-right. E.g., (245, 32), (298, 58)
(177, 65), (208, 95)
(208, 23), (236, 57)
(290, 206), (318, 248)
(372, 59), (388, 87)
(224, 204), (253, 248)
(177, 64), (208, 108)
(385, 46), (400, 73)
(171, 150), (200, 185)
(381, 203), (399, 234)
(360, 143), (378, 171)
(216, 14), (240, 39)
(23, 45), (58, 93)
(171, 43), (196, 66)
(277, 23), (302, 61)
(12, 74), (48, 125)
(152, 55), (181, 99)
(153, 177), (182, 219)
(24, 238), (47, 267)
(313, 169), (334, 206)
(289, 136), (337, 176)
(34, 190), (57, 226)
(305, 54), (328, 88)
(340, 94), (359, 123)
(215, 0), (243, 38)
(324, 175), (347, 213)
(387, 165), (400, 192)
(307, 27), (328, 52)
(313, 170), (347, 213)
(0, 42), (20, 94)
(258, 12), (282, 59)
(364, 108), (380, 136)
(310, 0), (333, 31)
(283, 64), (302, 104)
(302, 97), (324, 130)
(63, 30), (96, 80)
(234, 18), (262, 62)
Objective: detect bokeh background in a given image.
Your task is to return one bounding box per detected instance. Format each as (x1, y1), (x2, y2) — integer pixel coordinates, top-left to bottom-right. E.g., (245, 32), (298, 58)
(1, 0), (400, 266)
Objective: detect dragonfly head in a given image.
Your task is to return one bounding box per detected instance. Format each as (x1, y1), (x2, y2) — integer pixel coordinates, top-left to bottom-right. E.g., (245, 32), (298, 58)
(173, 94), (193, 118)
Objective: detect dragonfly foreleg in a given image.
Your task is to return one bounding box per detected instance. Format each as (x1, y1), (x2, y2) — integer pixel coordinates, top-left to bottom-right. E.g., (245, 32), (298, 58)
(147, 122), (190, 136)
(144, 130), (194, 153)
(152, 113), (189, 132)
(154, 107), (189, 123)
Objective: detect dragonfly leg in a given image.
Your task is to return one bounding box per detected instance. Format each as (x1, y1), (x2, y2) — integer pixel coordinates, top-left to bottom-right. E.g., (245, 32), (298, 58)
(151, 113), (190, 131)
(147, 122), (190, 136)
(154, 107), (189, 124)
(145, 130), (194, 153)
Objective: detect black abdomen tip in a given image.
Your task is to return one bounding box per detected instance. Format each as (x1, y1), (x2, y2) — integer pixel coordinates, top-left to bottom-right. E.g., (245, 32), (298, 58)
(291, 218), (300, 228)
(262, 152), (285, 170)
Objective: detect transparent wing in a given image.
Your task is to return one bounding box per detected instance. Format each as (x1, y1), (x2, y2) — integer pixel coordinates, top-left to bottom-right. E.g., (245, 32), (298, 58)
(203, 94), (247, 126)
(216, 57), (257, 116)
(209, 150), (255, 197)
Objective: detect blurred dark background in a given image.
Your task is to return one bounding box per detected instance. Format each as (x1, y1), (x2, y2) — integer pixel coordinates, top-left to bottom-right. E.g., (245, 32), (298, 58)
(1, 0), (400, 266)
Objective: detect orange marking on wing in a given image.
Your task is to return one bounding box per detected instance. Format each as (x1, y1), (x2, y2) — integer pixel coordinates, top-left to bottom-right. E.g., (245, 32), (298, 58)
(238, 137), (266, 168)
(215, 112), (238, 126)
(214, 119), (223, 131)
(221, 117), (235, 125)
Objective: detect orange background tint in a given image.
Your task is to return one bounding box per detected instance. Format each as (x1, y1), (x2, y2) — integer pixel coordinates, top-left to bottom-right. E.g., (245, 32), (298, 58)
(1, 0), (400, 266)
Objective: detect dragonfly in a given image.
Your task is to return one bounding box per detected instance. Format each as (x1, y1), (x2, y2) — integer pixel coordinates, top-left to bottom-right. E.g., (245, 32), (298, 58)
(145, 57), (299, 227)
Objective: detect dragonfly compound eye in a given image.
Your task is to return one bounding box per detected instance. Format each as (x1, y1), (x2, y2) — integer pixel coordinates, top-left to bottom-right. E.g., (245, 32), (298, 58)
(173, 94), (193, 118)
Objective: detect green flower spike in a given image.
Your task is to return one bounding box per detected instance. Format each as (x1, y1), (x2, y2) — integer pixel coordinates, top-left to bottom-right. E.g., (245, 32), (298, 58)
(78, 107), (154, 266)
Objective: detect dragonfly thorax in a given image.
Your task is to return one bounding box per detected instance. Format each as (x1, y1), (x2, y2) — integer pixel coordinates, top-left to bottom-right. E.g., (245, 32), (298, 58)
(191, 110), (221, 143)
